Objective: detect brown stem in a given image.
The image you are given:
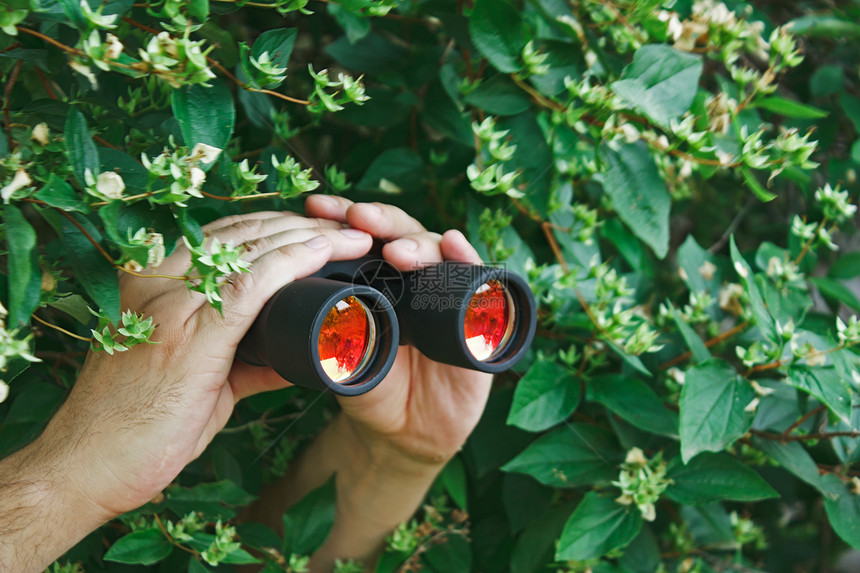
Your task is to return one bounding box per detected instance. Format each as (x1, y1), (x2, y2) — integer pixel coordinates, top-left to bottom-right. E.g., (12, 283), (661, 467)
(55, 209), (191, 281)
(32, 314), (93, 342)
(659, 321), (750, 370)
(3, 60), (22, 148)
(207, 57), (310, 105)
(15, 27), (80, 55)
(783, 405), (827, 438)
(751, 429), (860, 442)
(511, 75), (565, 112)
(35, 68), (58, 100)
(744, 360), (783, 377)
(794, 217), (827, 266)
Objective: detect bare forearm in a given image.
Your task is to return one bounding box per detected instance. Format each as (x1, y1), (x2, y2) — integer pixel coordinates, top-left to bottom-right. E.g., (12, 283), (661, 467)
(250, 413), (446, 571)
(0, 439), (107, 572)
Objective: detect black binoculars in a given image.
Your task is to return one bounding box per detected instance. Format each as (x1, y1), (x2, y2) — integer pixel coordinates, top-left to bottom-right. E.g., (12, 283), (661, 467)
(237, 245), (536, 395)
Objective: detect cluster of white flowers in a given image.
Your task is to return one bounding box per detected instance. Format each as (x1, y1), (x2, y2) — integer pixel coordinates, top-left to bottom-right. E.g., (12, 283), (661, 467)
(0, 301), (40, 403)
(138, 30), (215, 87)
(614, 448), (671, 522)
(467, 117), (521, 198)
(141, 142), (222, 204)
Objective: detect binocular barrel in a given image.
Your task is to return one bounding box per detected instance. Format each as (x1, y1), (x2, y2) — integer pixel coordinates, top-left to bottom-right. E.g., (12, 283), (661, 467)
(237, 256), (536, 395)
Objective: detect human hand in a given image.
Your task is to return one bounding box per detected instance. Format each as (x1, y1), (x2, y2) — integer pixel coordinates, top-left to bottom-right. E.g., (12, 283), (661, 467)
(37, 211), (373, 521)
(303, 195), (494, 471)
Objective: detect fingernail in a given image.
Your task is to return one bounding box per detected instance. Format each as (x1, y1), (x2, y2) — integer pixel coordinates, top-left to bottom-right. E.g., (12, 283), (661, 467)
(339, 228), (368, 239)
(305, 235), (331, 249)
(363, 203), (382, 216)
(392, 238), (418, 252)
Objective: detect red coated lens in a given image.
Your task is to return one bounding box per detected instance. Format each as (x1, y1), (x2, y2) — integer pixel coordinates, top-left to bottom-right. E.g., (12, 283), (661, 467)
(318, 296), (375, 383)
(464, 279), (514, 361)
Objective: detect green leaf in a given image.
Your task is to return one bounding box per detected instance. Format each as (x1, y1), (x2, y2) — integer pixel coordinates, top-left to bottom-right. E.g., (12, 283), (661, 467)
(786, 367), (852, 423)
(841, 93), (860, 133)
(510, 503), (574, 573)
(34, 173), (87, 212)
(252, 27), (297, 70)
(48, 294), (92, 325)
(53, 211), (120, 324)
(507, 357), (580, 432)
(810, 276), (860, 312)
(671, 305), (711, 364)
(741, 167), (777, 202)
(355, 147), (424, 193)
(829, 252), (860, 280)
(499, 111), (553, 213)
(187, 0), (209, 21)
(730, 236), (777, 342)
(788, 14), (860, 38)
(468, 0), (524, 73)
(611, 45), (703, 126)
(464, 75), (531, 116)
(600, 142), (671, 259)
(172, 80), (235, 166)
(754, 96), (828, 119)
(556, 492), (643, 561)
(328, 4), (371, 43)
(283, 475), (336, 556)
(587, 375), (678, 437)
(168, 480), (256, 505)
(423, 534), (471, 573)
(65, 108), (100, 187)
(57, 0), (88, 29)
(501, 424), (623, 487)
(188, 558), (210, 573)
(438, 456), (468, 510)
(104, 528), (173, 565)
(677, 235), (721, 297)
(666, 452), (779, 505)
(753, 437), (828, 493)
(5, 206), (41, 327)
(679, 358), (755, 463)
(823, 474), (860, 551)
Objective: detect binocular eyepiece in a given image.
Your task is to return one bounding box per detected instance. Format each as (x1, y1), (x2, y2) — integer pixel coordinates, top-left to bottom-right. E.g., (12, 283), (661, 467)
(237, 247), (537, 395)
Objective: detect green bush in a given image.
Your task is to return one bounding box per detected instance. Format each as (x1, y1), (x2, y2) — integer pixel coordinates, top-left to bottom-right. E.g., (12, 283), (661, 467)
(2, 0), (860, 571)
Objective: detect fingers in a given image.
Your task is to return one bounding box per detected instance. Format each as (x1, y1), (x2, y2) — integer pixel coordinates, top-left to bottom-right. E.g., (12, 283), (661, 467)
(304, 194), (353, 224)
(156, 213), (346, 276)
(381, 229), (483, 271)
(381, 232), (443, 271)
(227, 361), (293, 402)
(440, 229), (483, 264)
(202, 231), (371, 337)
(240, 227), (372, 262)
(305, 195), (426, 240)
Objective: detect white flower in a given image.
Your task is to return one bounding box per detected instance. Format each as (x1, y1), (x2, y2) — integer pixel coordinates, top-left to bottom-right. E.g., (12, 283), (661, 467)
(699, 260), (717, 281)
(80, 0), (118, 29)
(625, 447), (648, 466)
(69, 59), (98, 89)
(1, 168), (33, 203)
(31, 122), (50, 146)
(188, 166), (206, 197)
(105, 33), (123, 60)
(96, 171), (125, 199)
(146, 232), (166, 268)
(189, 143), (222, 164)
(620, 123), (640, 143)
(0, 380), (8, 404)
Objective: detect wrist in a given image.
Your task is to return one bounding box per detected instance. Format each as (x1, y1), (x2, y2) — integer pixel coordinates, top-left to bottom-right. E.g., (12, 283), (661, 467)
(0, 436), (110, 572)
(334, 414), (449, 480)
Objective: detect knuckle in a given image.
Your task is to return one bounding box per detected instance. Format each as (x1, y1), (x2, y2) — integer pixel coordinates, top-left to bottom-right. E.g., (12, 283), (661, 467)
(221, 218), (266, 243)
(241, 235), (270, 259)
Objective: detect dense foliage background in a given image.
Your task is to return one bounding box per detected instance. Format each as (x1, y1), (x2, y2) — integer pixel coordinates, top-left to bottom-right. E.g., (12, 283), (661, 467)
(3, 0), (860, 571)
